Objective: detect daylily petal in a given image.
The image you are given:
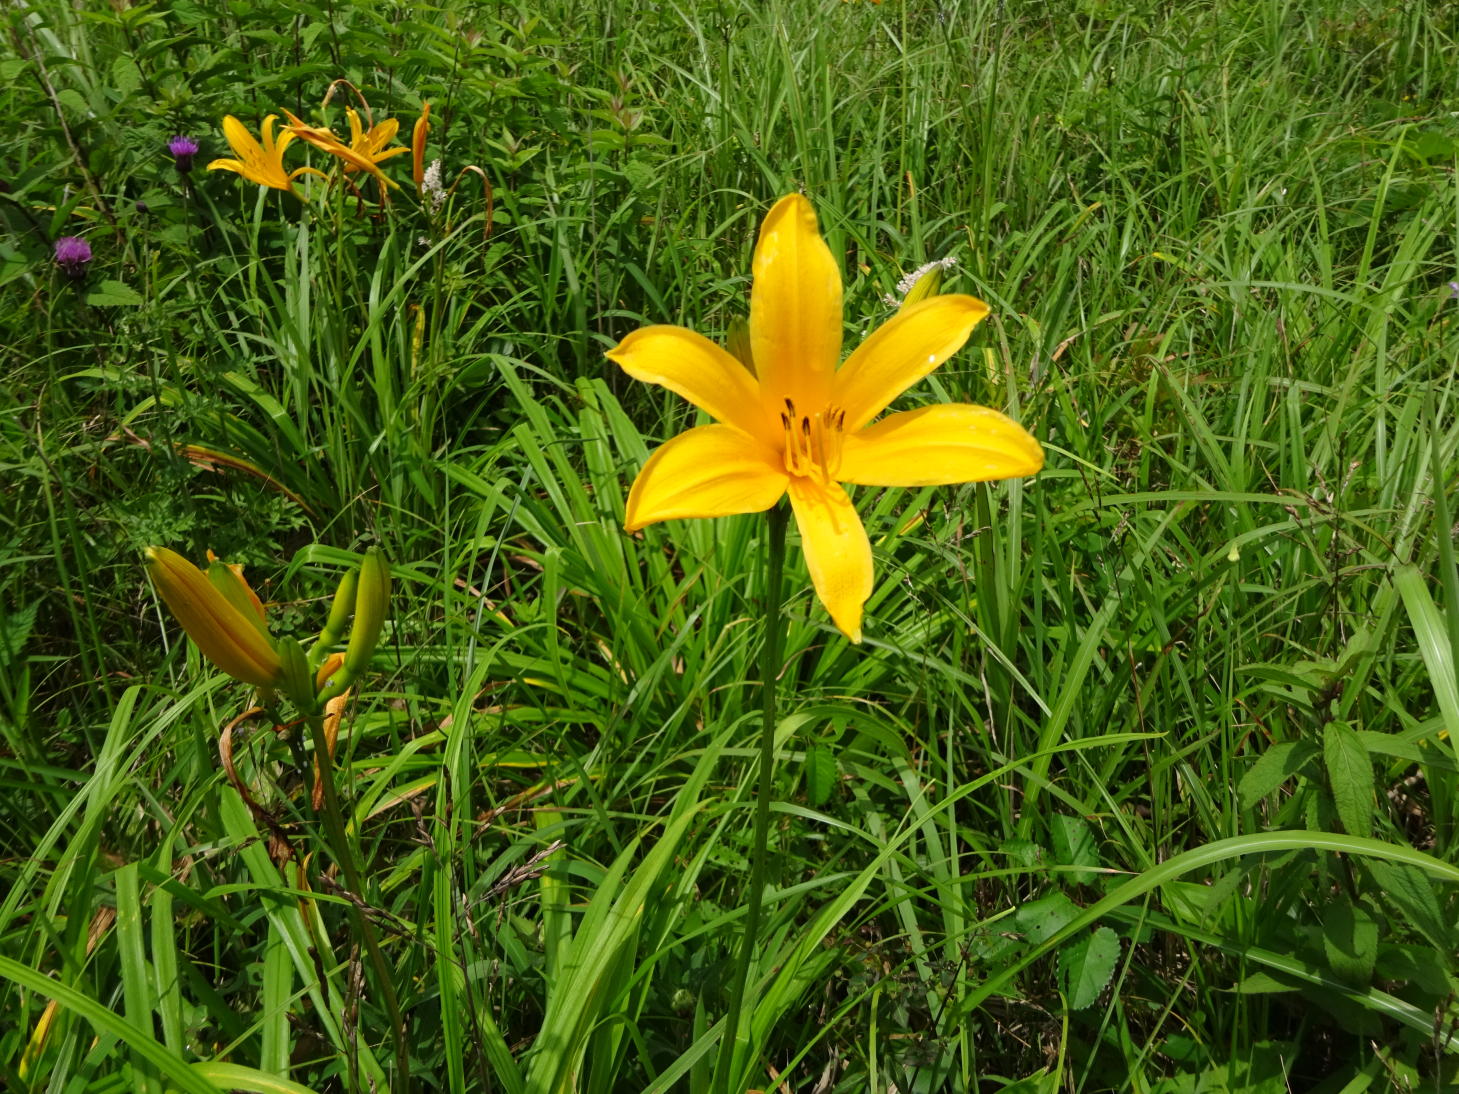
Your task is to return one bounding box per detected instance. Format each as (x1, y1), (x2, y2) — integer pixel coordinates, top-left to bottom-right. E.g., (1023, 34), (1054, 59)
(206, 157), (251, 176)
(625, 424), (788, 532)
(834, 294), (990, 431)
(787, 478), (872, 642)
(284, 111), (400, 188)
(838, 403), (1044, 486)
(211, 115), (299, 191)
(750, 194), (842, 419)
(221, 115), (264, 165)
(607, 325), (770, 443)
(146, 547), (285, 688)
(366, 118), (400, 150)
(261, 115), (283, 156)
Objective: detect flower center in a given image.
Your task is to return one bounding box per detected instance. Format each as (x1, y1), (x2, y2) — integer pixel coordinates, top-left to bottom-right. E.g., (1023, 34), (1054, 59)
(779, 398), (846, 482)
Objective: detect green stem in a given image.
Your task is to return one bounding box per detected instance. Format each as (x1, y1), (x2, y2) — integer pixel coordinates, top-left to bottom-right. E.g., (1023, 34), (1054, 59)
(305, 714), (411, 1094)
(716, 502), (790, 1093)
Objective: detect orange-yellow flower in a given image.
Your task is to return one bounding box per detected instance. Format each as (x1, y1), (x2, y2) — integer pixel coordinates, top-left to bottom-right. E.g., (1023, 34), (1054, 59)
(206, 115), (325, 194)
(411, 102), (431, 189)
(145, 547), (284, 688)
(284, 108), (405, 189)
(609, 194), (1043, 642)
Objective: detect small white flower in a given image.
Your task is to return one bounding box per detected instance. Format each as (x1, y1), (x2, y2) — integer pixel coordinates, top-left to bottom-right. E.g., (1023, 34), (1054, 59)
(422, 159), (447, 213)
(894, 255), (957, 299)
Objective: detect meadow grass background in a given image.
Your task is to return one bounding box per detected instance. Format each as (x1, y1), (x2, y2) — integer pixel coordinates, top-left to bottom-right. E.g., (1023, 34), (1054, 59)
(4, 0), (1459, 1089)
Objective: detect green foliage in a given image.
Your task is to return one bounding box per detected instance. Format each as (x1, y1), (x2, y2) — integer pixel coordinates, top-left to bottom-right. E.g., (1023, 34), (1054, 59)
(5, 0), (1459, 1090)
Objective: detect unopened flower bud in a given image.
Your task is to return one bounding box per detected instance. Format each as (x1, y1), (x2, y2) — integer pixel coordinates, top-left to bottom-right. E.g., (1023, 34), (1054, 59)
(146, 547), (284, 689)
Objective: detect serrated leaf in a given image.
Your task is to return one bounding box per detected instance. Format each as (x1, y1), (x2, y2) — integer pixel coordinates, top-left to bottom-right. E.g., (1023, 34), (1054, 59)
(1060, 926), (1119, 1009)
(803, 742), (836, 807)
(0, 601), (37, 667)
(111, 56), (142, 97)
(1000, 838), (1042, 868)
(58, 88), (93, 117)
(1014, 892), (1078, 945)
(87, 280), (144, 307)
(1321, 898), (1377, 987)
(1323, 720), (1373, 836)
(1050, 814), (1099, 883)
(1239, 740), (1318, 802)
(1365, 861), (1447, 953)
(1233, 970), (1298, 994)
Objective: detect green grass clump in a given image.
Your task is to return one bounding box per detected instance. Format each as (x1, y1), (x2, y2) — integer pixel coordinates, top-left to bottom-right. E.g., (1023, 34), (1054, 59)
(3, 0), (1459, 1090)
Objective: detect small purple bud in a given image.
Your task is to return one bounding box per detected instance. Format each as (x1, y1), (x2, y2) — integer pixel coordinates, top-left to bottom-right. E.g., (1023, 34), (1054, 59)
(1449, 281), (1459, 301)
(54, 236), (93, 279)
(169, 135), (199, 174)
(135, 199), (150, 214)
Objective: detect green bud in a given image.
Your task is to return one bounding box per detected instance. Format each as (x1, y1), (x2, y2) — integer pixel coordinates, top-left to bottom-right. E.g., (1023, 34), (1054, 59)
(342, 547), (390, 680)
(725, 315), (755, 375)
(900, 265), (943, 308)
(276, 635), (315, 712)
(311, 567), (359, 670)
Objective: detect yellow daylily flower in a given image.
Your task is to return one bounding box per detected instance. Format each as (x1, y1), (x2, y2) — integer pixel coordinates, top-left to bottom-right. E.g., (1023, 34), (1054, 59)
(206, 115), (325, 193)
(284, 108), (405, 189)
(609, 194), (1044, 642)
(145, 547), (285, 688)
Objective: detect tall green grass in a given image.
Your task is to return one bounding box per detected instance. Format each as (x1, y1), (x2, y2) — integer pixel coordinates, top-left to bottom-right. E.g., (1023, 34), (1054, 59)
(4, 0), (1459, 1089)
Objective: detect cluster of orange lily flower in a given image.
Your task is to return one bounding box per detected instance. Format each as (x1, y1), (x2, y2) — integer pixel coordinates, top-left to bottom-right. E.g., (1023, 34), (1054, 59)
(207, 101), (432, 199)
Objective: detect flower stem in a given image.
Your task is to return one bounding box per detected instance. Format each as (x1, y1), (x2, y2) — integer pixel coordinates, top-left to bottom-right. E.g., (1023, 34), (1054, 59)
(717, 501), (789, 1093)
(304, 714), (411, 1094)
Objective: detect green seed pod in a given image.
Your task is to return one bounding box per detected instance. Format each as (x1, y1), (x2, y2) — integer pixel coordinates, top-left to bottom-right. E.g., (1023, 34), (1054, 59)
(276, 635), (315, 712)
(342, 547), (390, 679)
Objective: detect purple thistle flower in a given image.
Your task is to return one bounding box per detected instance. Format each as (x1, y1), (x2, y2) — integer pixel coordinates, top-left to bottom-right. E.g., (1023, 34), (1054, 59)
(168, 135), (199, 174)
(54, 236), (93, 279)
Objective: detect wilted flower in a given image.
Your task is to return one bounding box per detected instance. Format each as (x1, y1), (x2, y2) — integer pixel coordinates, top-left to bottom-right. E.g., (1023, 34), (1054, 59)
(54, 236), (92, 279)
(169, 135), (199, 173)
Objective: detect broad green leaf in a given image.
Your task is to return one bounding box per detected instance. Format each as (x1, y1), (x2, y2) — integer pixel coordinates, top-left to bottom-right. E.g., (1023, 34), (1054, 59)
(1323, 720), (1373, 836)
(1015, 892), (1078, 945)
(1363, 860), (1449, 954)
(87, 280), (145, 307)
(803, 742), (837, 807)
(111, 55), (142, 97)
(1050, 814), (1099, 884)
(1321, 898), (1378, 987)
(1239, 740), (1317, 802)
(1060, 926), (1120, 1009)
